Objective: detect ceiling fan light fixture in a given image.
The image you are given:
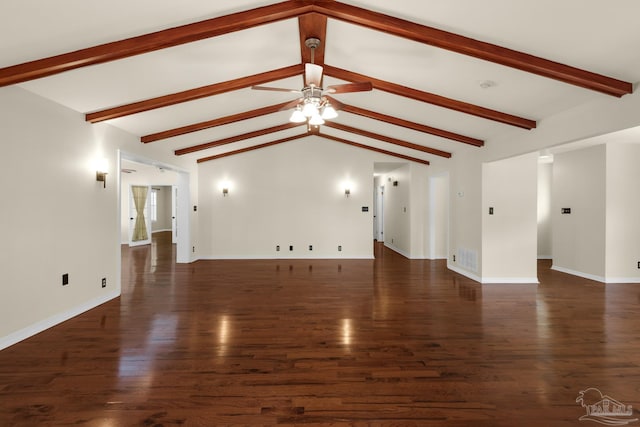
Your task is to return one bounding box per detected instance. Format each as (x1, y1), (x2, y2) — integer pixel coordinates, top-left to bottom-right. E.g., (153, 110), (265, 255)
(321, 103), (338, 120)
(289, 107), (306, 123)
(309, 113), (325, 126)
(302, 101), (318, 118)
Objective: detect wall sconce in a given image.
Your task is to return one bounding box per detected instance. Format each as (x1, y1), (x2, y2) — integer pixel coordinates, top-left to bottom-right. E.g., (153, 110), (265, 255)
(222, 187), (229, 197)
(96, 158), (108, 189)
(345, 188), (351, 197)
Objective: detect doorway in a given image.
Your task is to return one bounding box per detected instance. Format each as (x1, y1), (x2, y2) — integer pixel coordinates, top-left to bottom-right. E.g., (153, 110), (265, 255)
(128, 185), (152, 247)
(119, 152), (191, 264)
(373, 182), (384, 242)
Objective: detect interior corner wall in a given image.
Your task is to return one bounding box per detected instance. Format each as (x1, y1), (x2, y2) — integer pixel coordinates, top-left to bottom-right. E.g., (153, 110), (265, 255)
(197, 137), (377, 259)
(381, 164), (411, 257)
(0, 86), (196, 350)
(605, 143), (640, 282)
(481, 152), (538, 283)
(551, 145), (606, 281)
(537, 162), (553, 259)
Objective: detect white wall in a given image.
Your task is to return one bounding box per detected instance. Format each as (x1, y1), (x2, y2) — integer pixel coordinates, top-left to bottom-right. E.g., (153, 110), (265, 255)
(481, 152), (539, 283)
(0, 86), (196, 350)
(552, 145), (606, 280)
(198, 136), (393, 259)
(429, 173), (449, 259)
(537, 162), (553, 259)
(449, 87), (640, 283)
(605, 143), (640, 282)
(448, 151), (483, 278)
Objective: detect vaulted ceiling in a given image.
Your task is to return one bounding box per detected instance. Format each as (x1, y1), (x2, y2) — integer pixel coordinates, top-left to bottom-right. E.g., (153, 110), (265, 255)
(2, 0), (639, 166)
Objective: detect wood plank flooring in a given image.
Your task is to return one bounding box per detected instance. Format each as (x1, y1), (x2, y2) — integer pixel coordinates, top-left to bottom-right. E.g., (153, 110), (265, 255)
(1, 232), (640, 426)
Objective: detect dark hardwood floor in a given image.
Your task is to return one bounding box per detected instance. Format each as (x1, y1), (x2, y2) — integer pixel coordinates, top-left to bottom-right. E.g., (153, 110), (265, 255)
(1, 232), (640, 426)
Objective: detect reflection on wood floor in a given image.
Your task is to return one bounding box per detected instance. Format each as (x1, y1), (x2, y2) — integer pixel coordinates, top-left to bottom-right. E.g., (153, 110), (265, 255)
(1, 231), (640, 426)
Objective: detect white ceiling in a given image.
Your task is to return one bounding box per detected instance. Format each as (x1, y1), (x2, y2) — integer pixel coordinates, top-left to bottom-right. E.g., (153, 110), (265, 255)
(3, 1), (640, 165)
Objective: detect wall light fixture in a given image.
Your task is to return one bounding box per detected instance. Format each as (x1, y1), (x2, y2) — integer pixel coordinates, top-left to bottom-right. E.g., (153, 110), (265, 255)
(96, 158), (108, 189)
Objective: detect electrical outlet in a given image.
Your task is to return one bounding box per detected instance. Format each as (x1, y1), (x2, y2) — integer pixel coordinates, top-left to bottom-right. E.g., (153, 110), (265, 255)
(192, 246), (195, 253)
(276, 245), (280, 251)
(338, 245), (342, 251)
(309, 245), (313, 251)
(289, 245), (293, 251)
(62, 273), (69, 286)
(101, 278), (107, 288)
(637, 261), (640, 269)
(453, 255), (456, 262)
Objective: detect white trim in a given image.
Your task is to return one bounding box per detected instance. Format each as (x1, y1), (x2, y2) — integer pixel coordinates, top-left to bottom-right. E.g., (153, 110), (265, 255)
(447, 263), (482, 283)
(481, 277), (539, 284)
(551, 265), (605, 283)
(0, 291), (119, 351)
(384, 243), (410, 258)
(604, 277), (640, 284)
(537, 255), (553, 260)
(199, 255), (375, 260)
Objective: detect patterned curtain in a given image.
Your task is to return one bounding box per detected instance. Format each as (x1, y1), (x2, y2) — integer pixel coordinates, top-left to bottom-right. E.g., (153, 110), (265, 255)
(132, 186), (149, 242)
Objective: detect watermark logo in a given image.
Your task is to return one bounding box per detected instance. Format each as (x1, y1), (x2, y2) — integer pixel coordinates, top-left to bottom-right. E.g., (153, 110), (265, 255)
(576, 388), (638, 425)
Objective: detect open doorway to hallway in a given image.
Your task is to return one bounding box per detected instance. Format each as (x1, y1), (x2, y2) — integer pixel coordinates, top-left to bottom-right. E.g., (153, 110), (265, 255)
(118, 152), (191, 266)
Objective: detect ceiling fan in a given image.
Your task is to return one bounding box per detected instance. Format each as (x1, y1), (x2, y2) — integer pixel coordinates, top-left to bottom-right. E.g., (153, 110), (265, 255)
(252, 38), (373, 126)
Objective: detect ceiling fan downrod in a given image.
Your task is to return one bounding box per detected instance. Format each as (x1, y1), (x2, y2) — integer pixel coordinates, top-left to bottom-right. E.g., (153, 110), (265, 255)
(305, 37), (321, 64)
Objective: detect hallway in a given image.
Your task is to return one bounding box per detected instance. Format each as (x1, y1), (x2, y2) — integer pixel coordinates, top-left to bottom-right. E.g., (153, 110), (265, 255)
(1, 234), (639, 425)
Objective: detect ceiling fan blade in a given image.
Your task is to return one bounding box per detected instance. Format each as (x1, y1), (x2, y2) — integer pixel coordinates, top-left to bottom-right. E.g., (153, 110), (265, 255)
(326, 82), (373, 94)
(305, 63), (323, 87)
(251, 85), (301, 93)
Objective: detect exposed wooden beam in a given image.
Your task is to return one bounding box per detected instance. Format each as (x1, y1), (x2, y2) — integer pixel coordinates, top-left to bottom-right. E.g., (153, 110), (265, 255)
(0, 1), (312, 87)
(324, 65), (536, 129)
(314, 2), (633, 97)
(327, 97), (484, 147)
(197, 133), (309, 163)
(175, 122), (304, 156)
(141, 101), (294, 143)
(86, 65), (303, 123)
(1, 0), (631, 99)
(324, 122), (451, 158)
(319, 133), (429, 165)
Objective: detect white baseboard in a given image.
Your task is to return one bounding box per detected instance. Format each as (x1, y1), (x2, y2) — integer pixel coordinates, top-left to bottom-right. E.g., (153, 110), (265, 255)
(383, 243), (410, 259)
(537, 255), (553, 260)
(481, 277), (539, 284)
(551, 265), (605, 283)
(552, 265), (640, 284)
(0, 290), (120, 351)
(199, 255), (375, 260)
(447, 263), (482, 283)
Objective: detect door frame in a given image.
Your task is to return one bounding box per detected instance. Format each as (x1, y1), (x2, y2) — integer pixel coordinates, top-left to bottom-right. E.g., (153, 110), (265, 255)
(118, 150), (191, 263)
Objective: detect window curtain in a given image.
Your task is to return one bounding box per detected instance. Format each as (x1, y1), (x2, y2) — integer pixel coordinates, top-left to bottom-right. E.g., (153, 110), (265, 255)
(132, 186), (149, 242)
